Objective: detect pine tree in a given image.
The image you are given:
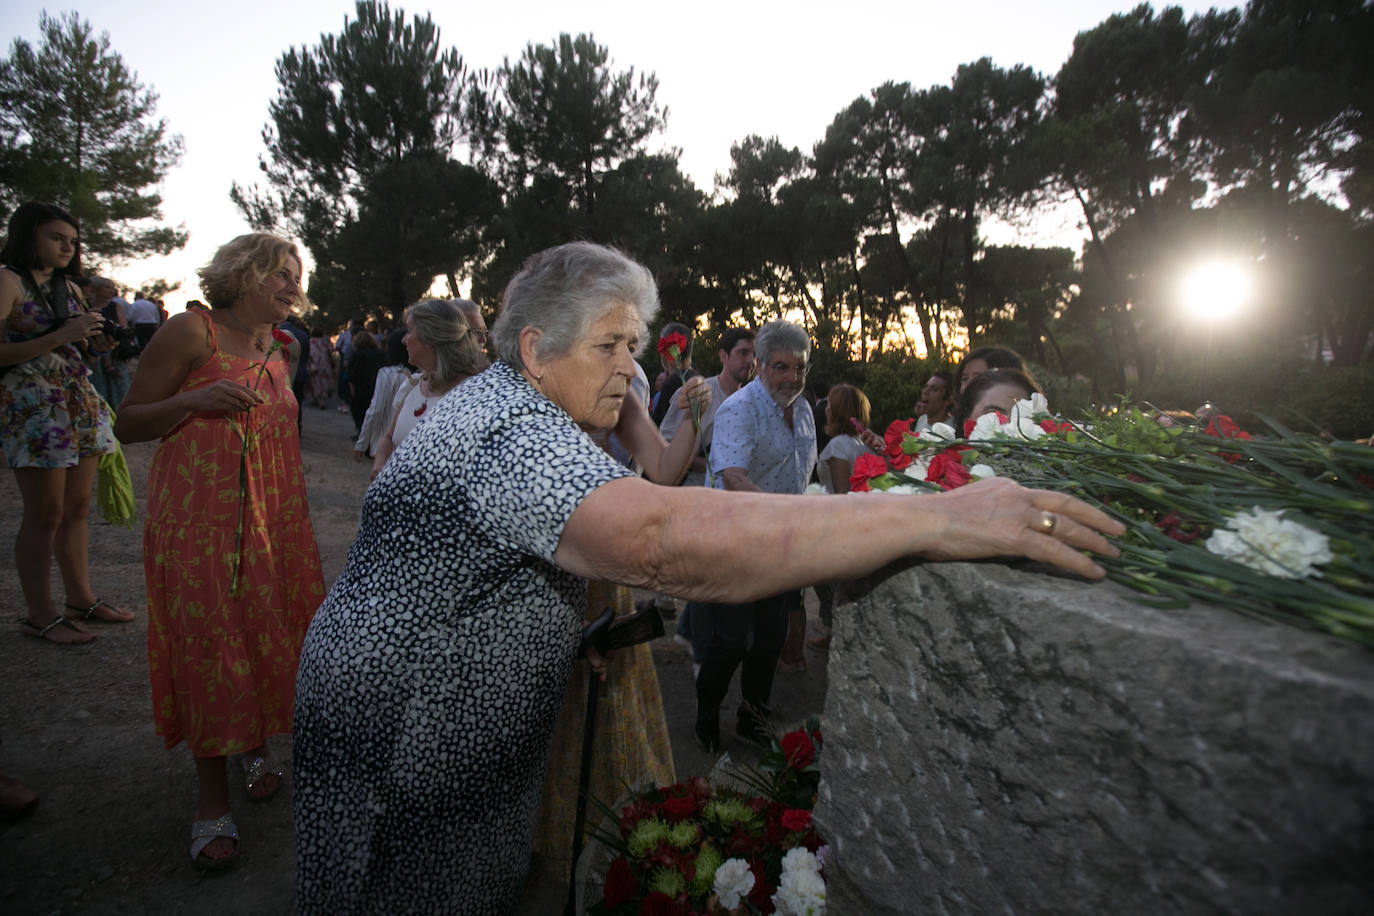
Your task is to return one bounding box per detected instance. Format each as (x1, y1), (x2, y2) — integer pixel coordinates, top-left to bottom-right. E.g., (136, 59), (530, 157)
(0, 12), (186, 268)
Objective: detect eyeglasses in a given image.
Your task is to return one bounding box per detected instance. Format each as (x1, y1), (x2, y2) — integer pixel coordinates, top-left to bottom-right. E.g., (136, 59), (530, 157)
(766, 361), (810, 377)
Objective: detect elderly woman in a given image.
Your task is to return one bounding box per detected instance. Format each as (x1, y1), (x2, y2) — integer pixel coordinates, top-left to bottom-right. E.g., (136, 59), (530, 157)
(292, 242), (1123, 914)
(114, 233), (325, 870)
(367, 298), (489, 479)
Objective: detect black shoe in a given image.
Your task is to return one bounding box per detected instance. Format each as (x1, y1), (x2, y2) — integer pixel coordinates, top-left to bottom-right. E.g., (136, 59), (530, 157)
(694, 722), (720, 755)
(735, 714), (773, 750)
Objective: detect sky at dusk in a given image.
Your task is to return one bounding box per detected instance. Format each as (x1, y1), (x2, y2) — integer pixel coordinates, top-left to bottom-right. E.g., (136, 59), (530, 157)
(2, 0), (1218, 312)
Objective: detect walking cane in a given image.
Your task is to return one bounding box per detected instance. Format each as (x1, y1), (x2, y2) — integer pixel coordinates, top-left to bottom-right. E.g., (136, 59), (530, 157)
(565, 603), (665, 916)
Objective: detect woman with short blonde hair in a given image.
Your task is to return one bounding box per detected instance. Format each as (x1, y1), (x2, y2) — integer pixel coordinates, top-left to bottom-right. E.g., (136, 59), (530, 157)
(114, 232), (325, 871)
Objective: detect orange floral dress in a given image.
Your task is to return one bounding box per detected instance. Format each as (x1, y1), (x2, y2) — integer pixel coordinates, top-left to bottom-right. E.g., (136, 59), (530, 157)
(143, 306), (325, 755)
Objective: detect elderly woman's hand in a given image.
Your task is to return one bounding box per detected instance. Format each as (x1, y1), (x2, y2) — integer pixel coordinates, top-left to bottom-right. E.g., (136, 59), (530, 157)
(674, 376), (711, 415)
(919, 477), (1125, 579)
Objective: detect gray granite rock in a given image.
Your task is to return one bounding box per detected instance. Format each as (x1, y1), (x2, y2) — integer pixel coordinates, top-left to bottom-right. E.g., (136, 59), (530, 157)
(815, 560), (1374, 915)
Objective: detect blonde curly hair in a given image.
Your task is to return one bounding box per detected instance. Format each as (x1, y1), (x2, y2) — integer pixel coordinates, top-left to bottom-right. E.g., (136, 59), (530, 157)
(197, 233), (311, 311)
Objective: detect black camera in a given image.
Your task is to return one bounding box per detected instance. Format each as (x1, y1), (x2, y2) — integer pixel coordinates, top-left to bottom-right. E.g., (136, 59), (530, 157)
(99, 319), (136, 343)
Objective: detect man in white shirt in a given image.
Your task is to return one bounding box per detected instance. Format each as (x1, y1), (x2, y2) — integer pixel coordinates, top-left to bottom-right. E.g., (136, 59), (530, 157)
(128, 290), (160, 350)
(695, 320), (816, 752)
(658, 328), (755, 652)
(658, 327), (755, 488)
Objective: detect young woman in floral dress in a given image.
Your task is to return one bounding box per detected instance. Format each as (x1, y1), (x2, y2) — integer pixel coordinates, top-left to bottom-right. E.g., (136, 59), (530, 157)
(115, 233), (325, 870)
(1, 202), (133, 646)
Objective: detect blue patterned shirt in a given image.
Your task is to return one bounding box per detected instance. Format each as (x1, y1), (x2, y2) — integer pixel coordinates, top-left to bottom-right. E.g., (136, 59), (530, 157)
(708, 377), (816, 494)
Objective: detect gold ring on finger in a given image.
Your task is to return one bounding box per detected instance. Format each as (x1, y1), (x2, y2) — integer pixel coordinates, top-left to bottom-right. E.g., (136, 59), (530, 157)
(1038, 510), (1058, 535)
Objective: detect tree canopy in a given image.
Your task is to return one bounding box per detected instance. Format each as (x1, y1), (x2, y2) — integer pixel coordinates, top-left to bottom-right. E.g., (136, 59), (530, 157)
(0, 11), (186, 270)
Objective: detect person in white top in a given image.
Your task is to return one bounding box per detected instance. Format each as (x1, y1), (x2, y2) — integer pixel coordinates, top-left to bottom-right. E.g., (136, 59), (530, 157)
(369, 299), (489, 480)
(810, 383), (881, 650)
(913, 369), (955, 433)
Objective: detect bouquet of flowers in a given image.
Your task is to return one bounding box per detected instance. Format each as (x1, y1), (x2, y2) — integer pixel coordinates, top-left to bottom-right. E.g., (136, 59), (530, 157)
(849, 395), (1374, 647)
(588, 719), (827, 915)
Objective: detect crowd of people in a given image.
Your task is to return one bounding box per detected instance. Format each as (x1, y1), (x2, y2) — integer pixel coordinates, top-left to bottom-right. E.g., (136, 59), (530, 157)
(2, 201), (1126, 911)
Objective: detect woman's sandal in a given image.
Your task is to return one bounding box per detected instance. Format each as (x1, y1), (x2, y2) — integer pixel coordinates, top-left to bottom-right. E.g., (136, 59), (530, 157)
(190, 813), (239, 871)
(63, 598), (135, 624)
(18, 616), (95, 645)
(240, 753), (283, 801)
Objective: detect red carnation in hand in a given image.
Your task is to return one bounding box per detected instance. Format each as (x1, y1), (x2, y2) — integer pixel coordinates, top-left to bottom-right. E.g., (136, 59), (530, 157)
(656, 332), (689, 363)
(780, 729), (816, 768)
(271, 328), (295, 346)
(849, 452), (890, 492)
(925, 448), (972, 490)
(603, 855), (638, 907)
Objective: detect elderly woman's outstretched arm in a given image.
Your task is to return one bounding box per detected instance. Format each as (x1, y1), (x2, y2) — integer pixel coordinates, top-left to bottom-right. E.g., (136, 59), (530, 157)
(555, 476), (1125, 605)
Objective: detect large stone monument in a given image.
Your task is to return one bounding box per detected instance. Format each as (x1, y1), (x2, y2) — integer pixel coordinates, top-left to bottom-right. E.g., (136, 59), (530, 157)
(815, 560), (1374, 914)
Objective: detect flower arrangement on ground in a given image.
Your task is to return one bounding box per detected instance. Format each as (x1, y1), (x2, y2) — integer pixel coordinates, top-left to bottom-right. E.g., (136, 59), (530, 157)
(588, 718), (827, 915)
(849, 396), (1374, 647)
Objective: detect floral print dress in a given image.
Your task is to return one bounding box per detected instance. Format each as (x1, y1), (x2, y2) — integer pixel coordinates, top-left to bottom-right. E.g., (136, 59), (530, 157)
(143, 306), (325, 755)
(0, 269), (116, 469)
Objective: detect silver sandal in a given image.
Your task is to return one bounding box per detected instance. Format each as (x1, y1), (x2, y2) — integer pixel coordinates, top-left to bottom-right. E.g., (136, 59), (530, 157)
(240, 753), (283, 801)
(190, 812), (239, 870)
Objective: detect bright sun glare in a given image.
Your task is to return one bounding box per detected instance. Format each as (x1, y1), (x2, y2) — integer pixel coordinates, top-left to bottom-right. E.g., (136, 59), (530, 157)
(1179, 260), (1254, 321)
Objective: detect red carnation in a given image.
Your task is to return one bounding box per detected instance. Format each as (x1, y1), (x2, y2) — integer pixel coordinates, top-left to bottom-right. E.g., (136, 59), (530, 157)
(849, 452), (889, 492)
(1039, 418), (1073, 434)
(883, 419), (916, 469)
(639, 891), (681, 916)
(271, 328), (295, 347)
(925, 448), (972, 490)
(603, 855), (638, 907)
(656, 332), (689, 363)
(781, 808), (812, 832)
(660, 795), (699, 821)
(780, 730), (815, 769)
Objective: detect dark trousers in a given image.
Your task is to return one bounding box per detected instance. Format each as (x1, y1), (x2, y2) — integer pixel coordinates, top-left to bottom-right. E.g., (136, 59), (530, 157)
(694, 590), (798, 732)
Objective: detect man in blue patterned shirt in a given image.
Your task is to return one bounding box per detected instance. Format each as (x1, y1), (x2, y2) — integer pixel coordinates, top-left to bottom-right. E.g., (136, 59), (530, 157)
(696, 320), (817, 752)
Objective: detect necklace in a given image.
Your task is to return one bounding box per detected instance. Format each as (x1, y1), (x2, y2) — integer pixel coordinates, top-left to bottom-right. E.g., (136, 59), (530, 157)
(221, 308), (267, 352)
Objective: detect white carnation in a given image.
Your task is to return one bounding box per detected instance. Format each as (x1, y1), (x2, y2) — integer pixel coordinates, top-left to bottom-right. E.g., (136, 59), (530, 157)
(969, 463), (997, 479)
(901, 457), (932, 481)
(1004, 398), (1046, 439)
(1205, 507), (1333, 579)
(713, 857), (756, 910)
(1030, 392), (1050, 414)
(968, 412), (1003, 441)
(772, 850), (826, 915)
(921, 421), (956, 441)
(877, 483), (922, 495)
(804, 483), (826, 496)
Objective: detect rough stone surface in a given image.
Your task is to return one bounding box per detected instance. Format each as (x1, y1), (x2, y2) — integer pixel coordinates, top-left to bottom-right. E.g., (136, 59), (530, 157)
(815, 560), (1374, 915)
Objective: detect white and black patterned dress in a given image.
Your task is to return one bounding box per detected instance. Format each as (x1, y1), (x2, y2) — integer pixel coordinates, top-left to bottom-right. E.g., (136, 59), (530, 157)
(293, 360), (633, 914)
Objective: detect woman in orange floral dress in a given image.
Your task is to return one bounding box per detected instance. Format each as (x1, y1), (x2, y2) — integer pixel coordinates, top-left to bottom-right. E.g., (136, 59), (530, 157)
(114, 233), (324, 870)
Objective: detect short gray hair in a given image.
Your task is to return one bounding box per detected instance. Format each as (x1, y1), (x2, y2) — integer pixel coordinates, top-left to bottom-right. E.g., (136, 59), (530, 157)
(406, 298), (489, 387)
(754, 320), (810, 366)
(453, 299), (482, 323)
(491, 242), (659, 369)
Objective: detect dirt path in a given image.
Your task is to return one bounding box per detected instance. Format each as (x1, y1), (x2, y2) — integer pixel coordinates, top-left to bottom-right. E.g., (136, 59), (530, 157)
(0, 396), (829, 914)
